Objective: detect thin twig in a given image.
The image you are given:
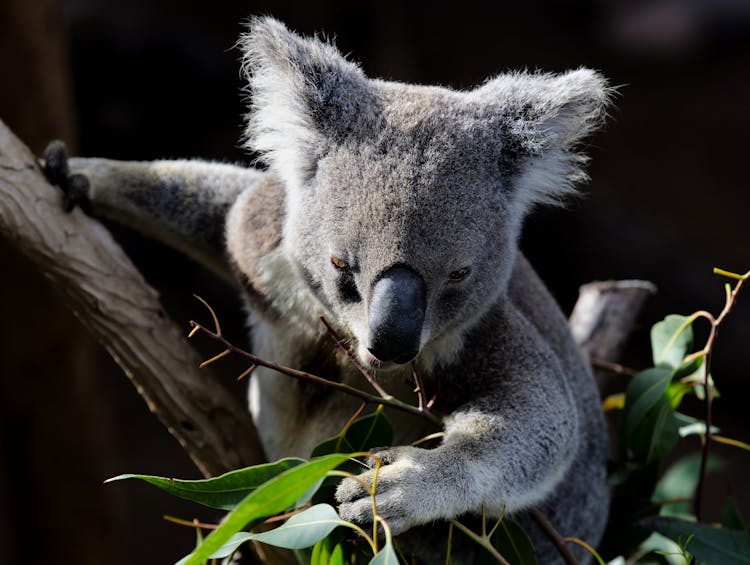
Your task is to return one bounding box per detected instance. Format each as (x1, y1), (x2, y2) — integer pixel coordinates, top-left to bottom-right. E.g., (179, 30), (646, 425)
(163, 515), (220, 530)
(236, 364), (257, 382)
(590, 358), (637, 377)
(319, 315), (391, 399)
(189, 320), (441, 428)
(529, 509), (579, 565)
(411, 362), (430, 413)
(450, 519), (511, 565)
(693, 268), (748, 520)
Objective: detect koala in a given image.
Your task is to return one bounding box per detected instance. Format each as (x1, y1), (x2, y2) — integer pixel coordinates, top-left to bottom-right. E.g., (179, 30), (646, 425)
(44, 17), (612, 564)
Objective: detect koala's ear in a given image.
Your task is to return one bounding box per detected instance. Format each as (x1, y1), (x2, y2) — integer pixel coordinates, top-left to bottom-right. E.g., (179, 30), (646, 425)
(240, 17), (372, 191)
(476, 69), (612, 208)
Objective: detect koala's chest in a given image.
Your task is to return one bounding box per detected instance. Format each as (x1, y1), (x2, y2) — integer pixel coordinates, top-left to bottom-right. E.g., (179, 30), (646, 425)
(247, 316), (434, 458)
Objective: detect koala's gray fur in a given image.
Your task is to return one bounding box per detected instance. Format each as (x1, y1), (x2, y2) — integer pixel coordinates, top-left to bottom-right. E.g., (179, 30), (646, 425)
(50, 17), (612, 563)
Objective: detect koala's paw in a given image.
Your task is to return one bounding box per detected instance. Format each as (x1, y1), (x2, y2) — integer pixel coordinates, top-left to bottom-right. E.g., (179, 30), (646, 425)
(335, 446), (434, 535)
(41, 140), (90, 213)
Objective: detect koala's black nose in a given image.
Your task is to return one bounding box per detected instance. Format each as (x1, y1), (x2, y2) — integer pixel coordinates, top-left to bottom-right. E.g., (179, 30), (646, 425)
(367, 266), (426, 364)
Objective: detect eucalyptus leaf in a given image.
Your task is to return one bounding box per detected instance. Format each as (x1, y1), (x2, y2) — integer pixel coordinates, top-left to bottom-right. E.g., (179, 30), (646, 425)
(645, 399), (681, 462)
(653, 453), (725, 518)
(368, 518), (398, 565)
(624, 393), (679, 462)
(311, 527), (355, 565)
(722, 498), (746, 531)
(311, 536), (331, 565)
(490, 517), (537, 565)
(178, 454), (351, 565)
(677, 421), (720, 438)
(106, 457), (305, 510)
(244, 504), (344, 549)
(643, 516), (750, 564)
(328, 542), (346, 565)
(624, 368), (673, 440)
(312, 409), (393, 457)
(368, 539), (399, 565)
(207, 532), (253, 559)
(651, 315), (693, 370)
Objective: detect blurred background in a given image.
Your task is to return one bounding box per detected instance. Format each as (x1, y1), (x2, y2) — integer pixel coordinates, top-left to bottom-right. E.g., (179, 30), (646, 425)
(1, 0), (750, 563)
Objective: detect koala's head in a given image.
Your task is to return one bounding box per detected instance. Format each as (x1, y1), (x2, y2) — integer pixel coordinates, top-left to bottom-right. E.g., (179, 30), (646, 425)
(240, 18), (611, 369)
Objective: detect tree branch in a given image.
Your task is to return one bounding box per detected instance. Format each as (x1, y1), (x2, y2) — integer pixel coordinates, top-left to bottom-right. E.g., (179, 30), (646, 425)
(0, 119), (264, 477)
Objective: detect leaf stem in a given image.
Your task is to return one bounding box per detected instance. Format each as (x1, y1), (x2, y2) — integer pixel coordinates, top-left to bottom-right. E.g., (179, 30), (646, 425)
(450, 519), (511, 565)
(563, 537), (606, 565)
(693, 268), (747, 520)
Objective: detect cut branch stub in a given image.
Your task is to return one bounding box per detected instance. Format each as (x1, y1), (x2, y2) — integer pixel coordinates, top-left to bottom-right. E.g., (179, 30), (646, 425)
(569, 279), (656, 382)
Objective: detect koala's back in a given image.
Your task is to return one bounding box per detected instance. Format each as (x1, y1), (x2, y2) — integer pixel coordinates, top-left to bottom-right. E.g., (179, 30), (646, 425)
(508, 257), (609, 561)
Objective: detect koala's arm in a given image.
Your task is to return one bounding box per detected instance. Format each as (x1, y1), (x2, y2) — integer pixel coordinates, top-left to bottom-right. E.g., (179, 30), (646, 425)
(336, 303), (581, 533)
(43, 143), (264, 280)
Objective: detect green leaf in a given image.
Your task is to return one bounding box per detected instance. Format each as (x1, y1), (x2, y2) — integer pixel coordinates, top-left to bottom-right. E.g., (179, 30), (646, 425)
(106, 458), (305, 510)
(178, 454), (351, 565)
(632, 549), (672, 564)
(368, 518), (398, 565)
(645, 399), (681, 462)
(676, 417), (720, 439)
(327, 542), (346, 565)
(643, 516), (750, 564)
(624, 392), (680, 463)
(207, 532), (254, 559)
(311, 536), (331, 565)
(244, 504), (344, 549)
(651, 315), (694, 370)
(653, 454), (725, 518)
(368, 538), (398, 565)
(490, 517), (538, 565)
(311, 528), (354, 565)
(310, 409), (392, 505)
(312, 409), (393, 457)
(624, 368), (673, 441)
(722, 498), (746, 531)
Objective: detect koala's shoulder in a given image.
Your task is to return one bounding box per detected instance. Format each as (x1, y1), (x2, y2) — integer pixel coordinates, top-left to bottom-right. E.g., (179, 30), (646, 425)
(225, 171), (287, 313)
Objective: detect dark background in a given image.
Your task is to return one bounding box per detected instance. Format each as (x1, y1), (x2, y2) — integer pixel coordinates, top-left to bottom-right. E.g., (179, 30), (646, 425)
(2, 1), (750, 563)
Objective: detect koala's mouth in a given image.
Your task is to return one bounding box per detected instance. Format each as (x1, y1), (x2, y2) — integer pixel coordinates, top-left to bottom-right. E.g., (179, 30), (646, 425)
(355, 341), (419, 372)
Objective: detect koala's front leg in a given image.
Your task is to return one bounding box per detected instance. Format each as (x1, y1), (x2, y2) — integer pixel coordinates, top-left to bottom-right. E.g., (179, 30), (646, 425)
(42, 141), (264, 280)
(336, 405), (577, 535)
(336, 310), (581, 534)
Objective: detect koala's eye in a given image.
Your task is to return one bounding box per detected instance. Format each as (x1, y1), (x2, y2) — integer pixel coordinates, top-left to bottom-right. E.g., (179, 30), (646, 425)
(448, 267), (471, 282)
(330, 256), (360, 303)
(331, 256), (350, 271)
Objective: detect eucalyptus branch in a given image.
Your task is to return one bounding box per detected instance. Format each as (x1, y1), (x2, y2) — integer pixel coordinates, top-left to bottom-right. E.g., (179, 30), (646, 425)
(319, 315), (391, 399)
(693, 267), (749, 521)
(188, 316), (441, 428)
(449, 519), (511, 565)
(411, 363), (436, 412)
(529, 509), (579, 565)
(590, 358), (637, 377)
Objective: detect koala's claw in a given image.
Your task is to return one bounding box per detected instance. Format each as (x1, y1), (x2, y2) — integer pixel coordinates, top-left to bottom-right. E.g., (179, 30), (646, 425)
(41, 140), (90, 213)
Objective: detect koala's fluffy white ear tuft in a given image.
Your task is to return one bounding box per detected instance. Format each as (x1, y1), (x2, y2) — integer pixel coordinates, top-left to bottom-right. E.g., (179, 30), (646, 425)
(239, 17), (371, 193)
(477, 69), (612, 208)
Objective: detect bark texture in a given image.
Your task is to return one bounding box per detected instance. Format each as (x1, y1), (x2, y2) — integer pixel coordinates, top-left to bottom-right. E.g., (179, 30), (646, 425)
(0, 119), (264, 478)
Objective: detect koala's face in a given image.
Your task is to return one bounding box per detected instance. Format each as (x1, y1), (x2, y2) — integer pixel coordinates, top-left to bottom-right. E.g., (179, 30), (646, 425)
(286, 93), (521, 368)
(242, 17), (609, 368)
